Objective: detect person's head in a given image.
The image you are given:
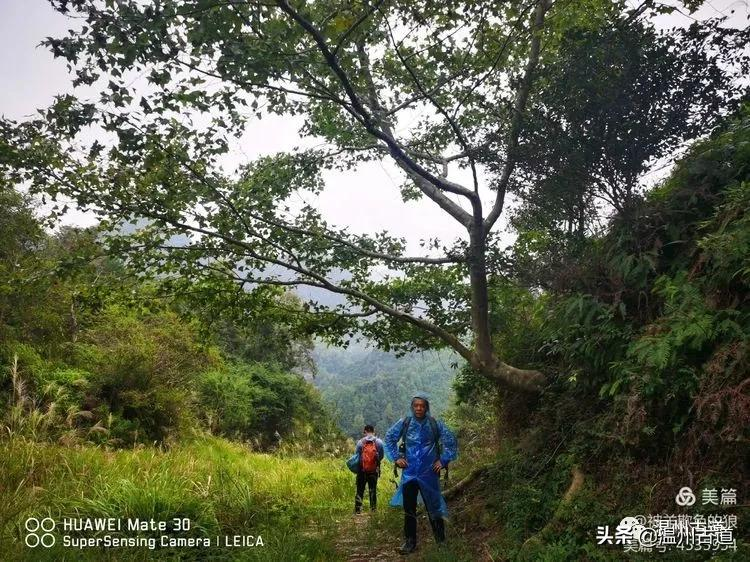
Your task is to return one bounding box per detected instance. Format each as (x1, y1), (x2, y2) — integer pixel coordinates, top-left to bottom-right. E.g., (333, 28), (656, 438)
(363, 424), (375, 435)
(411, 397), (428, 419)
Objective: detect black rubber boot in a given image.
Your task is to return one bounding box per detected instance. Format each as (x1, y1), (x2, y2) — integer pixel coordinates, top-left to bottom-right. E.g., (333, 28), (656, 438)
(397, 539), (417, 554)
(429, 516), (446, 543)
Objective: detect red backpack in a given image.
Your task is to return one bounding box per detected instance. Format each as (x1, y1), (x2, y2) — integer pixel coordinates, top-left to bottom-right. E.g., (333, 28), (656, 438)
(360, 440), (379, 473)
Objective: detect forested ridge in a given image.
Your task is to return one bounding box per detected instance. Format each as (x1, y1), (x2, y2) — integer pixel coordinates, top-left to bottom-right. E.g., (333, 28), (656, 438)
(1, 0), (749, 560)
(313, 345), (457, 438)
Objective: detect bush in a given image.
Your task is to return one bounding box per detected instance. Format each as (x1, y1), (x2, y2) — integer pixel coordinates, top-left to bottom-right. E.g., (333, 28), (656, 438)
(198, 366), (257, 440)
(197, 362), (341, 449)
(73, 307), (215, 444)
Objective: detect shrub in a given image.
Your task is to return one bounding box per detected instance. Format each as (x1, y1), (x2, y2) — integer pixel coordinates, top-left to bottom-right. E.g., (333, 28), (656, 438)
(197, 362), (341, 449)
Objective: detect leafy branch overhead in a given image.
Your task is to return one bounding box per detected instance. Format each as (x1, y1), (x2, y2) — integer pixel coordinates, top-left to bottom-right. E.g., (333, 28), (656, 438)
(1, 0), (747, 393)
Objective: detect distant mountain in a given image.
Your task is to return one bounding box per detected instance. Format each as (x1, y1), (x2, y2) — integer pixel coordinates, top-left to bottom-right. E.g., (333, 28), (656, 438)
(312, 343), (461, 438)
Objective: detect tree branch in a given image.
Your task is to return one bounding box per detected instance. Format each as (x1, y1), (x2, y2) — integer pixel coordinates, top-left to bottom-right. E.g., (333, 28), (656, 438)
(109, 108), (462, 267)
(451, 0), (538, 122)
(377, 5), (480, 193)
(275, 0), (478, 224)
(118, 206), (478, 363)
(332, 0), (385, 56)
(350, 39), (476, 227)
(485, 0), (553, 232)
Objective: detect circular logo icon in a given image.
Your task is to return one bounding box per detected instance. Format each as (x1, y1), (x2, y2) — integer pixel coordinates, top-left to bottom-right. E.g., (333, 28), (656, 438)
(24, 517), (56, 548)
(675, 486), (696, 506)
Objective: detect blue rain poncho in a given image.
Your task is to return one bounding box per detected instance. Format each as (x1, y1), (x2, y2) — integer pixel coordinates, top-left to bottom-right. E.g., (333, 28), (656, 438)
(384, 394), (458, 518)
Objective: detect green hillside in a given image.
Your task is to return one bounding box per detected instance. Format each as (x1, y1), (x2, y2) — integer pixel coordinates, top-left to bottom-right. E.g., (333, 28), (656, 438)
(439, 105), (750, 561)
(313, 344), (460, 438)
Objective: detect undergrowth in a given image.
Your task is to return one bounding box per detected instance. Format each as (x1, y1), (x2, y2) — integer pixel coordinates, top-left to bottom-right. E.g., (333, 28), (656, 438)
(0, 435), (351, 561)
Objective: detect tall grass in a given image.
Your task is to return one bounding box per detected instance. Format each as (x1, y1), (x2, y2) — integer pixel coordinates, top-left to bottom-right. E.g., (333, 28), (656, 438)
(0, 436), (351, 561)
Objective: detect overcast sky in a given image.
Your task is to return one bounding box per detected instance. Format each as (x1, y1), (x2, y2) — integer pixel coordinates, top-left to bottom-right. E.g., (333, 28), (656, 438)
(1, 0), (748, 254)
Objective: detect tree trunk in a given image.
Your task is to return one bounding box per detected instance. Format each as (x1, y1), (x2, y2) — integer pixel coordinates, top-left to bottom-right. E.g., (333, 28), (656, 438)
(468, 224), (546, 393)
(468, 225), (494, 367)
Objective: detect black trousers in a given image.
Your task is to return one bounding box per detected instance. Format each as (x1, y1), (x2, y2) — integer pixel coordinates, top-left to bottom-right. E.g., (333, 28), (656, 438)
(355, 471), (378, 512)
(402, 479), (445, 544)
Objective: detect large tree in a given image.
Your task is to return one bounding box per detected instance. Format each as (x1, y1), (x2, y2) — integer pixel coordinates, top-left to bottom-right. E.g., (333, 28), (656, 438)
(514, 13), (749, 235)
(1, 0), (747, 393)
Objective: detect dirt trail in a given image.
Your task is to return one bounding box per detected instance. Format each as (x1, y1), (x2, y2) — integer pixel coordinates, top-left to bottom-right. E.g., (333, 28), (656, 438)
(332, 512), (403, 562)
(325, 471), (493, 561)
(330, 509), (473, 562)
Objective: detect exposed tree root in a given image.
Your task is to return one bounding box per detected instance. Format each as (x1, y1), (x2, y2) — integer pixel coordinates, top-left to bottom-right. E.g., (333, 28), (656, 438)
(519, 465), (585, 555)
(444, 465), (489, 500)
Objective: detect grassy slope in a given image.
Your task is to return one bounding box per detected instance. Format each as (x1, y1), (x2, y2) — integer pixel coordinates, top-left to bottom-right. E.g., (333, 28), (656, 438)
(0, 436), (352, 561)
(7, 431), (745, 561)
(0, 434), (503, 562)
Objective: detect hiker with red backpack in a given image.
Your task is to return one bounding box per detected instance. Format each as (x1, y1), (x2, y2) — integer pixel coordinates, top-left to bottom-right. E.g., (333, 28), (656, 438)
(385, 393), (458, 554)
(349, 424), (385, 513)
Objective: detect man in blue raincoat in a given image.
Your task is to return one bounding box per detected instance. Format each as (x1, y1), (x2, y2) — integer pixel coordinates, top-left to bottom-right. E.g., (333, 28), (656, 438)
(385, 394), (458, 554)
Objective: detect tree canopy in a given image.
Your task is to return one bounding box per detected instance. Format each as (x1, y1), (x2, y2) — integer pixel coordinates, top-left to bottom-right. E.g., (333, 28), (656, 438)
(0, 183), (340, 447)
(1, 0), (747, 394)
